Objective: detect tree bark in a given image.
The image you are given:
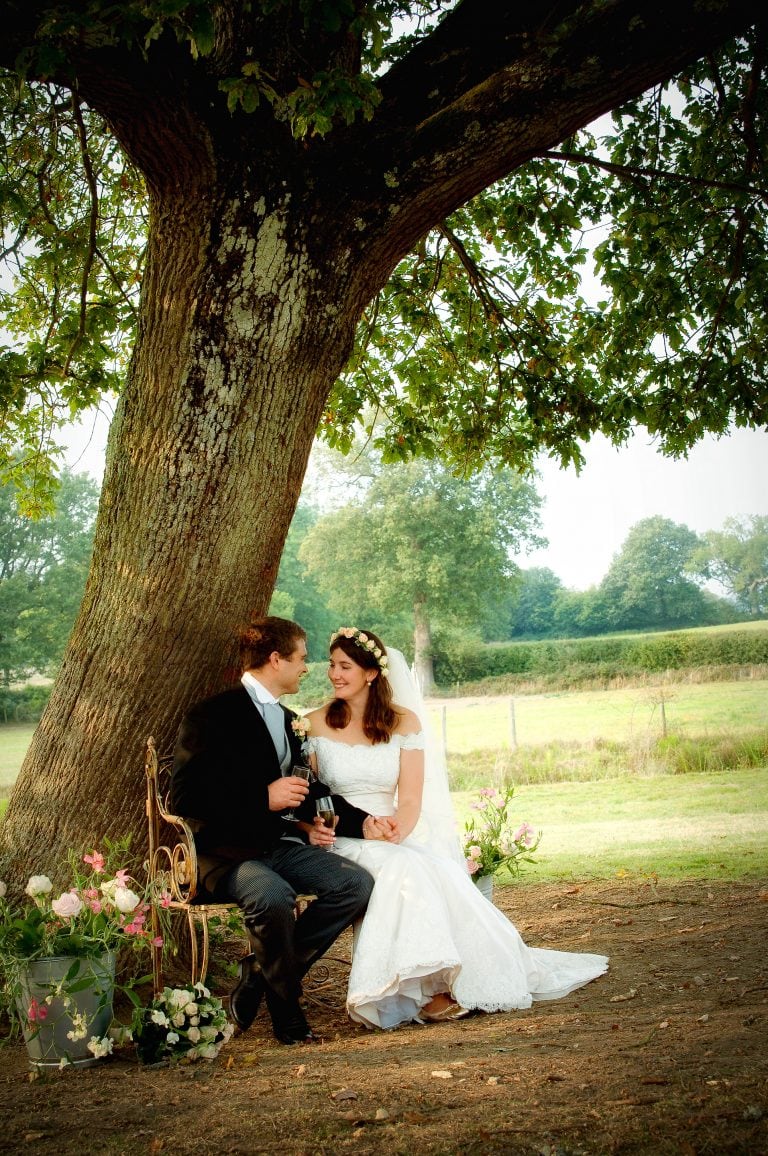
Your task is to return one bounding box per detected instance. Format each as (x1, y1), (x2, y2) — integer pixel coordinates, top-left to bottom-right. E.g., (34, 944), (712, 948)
(412, 600), (435, 697)
(0, 176), (369, 877)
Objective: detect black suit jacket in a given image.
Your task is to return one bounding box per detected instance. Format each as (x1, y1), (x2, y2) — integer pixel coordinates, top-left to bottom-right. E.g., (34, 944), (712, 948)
(170, 686), (368, 893)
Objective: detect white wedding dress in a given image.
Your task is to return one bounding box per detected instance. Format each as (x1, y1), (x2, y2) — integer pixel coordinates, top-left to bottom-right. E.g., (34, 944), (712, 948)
(309, 732), (609, 1030)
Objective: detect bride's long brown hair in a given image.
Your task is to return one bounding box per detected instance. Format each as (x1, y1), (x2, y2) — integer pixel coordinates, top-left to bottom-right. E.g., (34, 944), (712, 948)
(326, 630), (398, 745)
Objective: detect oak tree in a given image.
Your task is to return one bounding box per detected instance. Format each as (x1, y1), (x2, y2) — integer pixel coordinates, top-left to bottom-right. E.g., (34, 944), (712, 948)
(0, 2), (763, 875)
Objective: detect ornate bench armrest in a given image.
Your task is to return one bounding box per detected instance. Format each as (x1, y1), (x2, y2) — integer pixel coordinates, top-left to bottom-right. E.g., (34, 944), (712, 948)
(145, 737), (201, 904)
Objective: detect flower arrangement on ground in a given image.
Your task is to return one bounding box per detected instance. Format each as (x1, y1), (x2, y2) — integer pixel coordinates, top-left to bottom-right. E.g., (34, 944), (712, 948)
(0, 837), (162, 1062)
(131, 982), (234, 1064)
(463, 786), (541, 881)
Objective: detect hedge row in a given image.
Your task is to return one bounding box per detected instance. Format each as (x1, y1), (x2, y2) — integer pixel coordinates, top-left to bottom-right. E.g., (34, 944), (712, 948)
(0, 684), (52, 723)
(434, 627), (768, 685)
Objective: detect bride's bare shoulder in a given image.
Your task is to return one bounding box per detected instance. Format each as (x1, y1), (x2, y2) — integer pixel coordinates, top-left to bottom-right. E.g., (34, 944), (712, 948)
(393, 705), (421, 735)
(306, 705), (333, 734)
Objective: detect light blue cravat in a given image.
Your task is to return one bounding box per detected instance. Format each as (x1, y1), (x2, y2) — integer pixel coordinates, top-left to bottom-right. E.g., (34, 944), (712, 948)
(262, 701), (290, 770)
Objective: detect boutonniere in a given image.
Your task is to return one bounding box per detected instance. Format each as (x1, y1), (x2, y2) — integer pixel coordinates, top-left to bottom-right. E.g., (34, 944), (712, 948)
(291, 716), (311, 743)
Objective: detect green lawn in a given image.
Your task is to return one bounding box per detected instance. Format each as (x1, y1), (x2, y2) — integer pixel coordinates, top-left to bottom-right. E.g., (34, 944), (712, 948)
(455, 768), (768, 884)
(0, 724), (34, 791)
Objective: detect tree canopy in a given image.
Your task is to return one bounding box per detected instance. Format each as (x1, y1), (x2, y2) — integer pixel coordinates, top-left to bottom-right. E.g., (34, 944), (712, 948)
(0, 468), (99, 682)
(299, 457), (544, 688)
(692, 515), (768, 616)
(1, 4), (765, 509)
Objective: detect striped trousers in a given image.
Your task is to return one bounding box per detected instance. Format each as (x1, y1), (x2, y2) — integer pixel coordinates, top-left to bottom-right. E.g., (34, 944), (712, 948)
(219, 840), (374, 1005)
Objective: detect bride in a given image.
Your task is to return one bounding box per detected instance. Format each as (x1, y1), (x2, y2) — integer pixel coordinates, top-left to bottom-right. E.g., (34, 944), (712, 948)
(304, 627), (609, 1030)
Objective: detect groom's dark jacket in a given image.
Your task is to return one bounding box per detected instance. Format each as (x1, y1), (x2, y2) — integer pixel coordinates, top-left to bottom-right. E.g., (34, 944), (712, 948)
(170, 685), (368, 894)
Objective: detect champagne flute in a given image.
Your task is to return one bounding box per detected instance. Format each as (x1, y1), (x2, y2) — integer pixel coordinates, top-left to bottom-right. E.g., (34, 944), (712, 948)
(315, 796), (339, 843)
(282, 764), (312, 821)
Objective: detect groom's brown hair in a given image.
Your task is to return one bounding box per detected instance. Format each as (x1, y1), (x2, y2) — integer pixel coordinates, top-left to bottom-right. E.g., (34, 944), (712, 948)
(238, 616), (306, 670)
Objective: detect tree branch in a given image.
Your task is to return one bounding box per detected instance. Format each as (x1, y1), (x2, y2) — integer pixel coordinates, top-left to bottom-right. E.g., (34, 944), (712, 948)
(541, 148), (768, 204)
(342, 0), (758, 275)
(62, 90), (99, 379)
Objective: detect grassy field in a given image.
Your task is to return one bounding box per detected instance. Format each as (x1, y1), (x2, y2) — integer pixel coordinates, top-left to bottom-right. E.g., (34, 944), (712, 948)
(0, 724), (34, 792)
(454, 768), (768, 883)
(426, 676), (768, 751)
(2, 676), (767, 881)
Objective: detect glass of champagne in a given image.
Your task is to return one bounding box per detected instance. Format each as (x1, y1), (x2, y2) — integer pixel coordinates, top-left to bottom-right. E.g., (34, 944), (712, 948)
(315, 796), (338, 844)
(282, 764), (312, 821)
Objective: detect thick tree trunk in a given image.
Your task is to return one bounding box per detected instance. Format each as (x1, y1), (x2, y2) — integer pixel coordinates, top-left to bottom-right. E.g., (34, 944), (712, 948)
(0, 182), (367, 880)
(412, 599), (435, 697)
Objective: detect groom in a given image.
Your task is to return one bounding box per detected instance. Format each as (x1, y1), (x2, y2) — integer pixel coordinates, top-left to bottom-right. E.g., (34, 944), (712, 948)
(170, 615), (380, 1044)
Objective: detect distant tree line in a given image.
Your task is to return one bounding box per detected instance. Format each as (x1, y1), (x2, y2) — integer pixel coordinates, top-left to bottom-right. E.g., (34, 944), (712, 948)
(502, 515), (768, 641)
(0, 458), (765, 692)
(0, 470), (99, 686)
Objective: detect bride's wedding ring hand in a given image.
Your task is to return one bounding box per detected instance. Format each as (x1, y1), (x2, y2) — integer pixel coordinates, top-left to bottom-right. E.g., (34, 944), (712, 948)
(362, 815), (401, 842)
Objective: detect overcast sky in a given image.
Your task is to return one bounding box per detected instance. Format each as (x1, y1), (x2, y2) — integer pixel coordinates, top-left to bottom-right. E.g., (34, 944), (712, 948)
(63, 413), (766, 593)
(524, 426), (767, 589)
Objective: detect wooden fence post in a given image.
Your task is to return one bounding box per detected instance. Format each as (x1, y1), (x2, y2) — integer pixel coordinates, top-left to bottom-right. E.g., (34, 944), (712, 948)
(509, 698), (517, 749)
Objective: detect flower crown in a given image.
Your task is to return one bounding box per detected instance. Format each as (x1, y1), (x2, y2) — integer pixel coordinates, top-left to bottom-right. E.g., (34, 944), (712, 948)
(330, 628), (389, 677)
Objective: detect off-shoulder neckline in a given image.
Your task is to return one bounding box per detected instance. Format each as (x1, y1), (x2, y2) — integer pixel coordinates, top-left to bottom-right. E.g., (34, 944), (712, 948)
(311, 732), (421, 750)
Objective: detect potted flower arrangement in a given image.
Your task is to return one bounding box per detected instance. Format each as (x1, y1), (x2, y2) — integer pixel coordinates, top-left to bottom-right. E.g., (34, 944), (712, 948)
(463, 786), (541, 900)
(130, 981), (234, 1064)
(0, 838), (161, 1069)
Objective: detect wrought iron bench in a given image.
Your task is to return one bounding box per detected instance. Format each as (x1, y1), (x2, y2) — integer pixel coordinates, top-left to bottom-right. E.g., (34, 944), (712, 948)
(144, 736), (319, 998)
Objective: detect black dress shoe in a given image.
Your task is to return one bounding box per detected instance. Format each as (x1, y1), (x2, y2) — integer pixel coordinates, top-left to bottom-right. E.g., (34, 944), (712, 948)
(265, 988), (314, 1045)
(272, 1011), (314, 1046)
(229, 954), (264, 1032)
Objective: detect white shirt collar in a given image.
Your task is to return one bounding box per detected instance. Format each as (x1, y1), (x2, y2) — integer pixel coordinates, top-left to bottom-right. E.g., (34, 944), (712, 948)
(241, 671), (280, 706)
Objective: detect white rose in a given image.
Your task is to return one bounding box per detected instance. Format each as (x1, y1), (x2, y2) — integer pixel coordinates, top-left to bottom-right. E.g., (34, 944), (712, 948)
(51, 892), (84, 918)
(87, 1036), (113, 1058)
(151, 1009), (170, 1027)
(187, 1026), (201, 1043)
(25, 875), (53, 898)
(166, 1031), (180, 1044)
(113, 886), (141, 913)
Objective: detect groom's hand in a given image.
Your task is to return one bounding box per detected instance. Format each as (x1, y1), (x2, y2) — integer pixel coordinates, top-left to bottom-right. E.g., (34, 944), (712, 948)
(268, 776), (310, 812)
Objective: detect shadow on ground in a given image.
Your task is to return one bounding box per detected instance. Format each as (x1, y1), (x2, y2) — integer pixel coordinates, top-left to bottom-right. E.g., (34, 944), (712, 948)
(1, 878), (766, 1154)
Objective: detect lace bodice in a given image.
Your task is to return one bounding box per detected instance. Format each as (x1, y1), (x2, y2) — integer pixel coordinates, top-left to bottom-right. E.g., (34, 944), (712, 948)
(309, 733), (424, 816)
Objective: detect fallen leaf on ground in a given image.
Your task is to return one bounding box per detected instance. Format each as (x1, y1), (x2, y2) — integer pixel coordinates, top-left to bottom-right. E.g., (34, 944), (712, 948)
(431, 1070), (453, 1079)
(610, 988), (637, 1002)
(332, 1088), (358, 1101)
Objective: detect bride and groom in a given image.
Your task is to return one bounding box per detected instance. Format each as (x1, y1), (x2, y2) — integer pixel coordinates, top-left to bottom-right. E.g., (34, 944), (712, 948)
(170, 615), (608, 1044)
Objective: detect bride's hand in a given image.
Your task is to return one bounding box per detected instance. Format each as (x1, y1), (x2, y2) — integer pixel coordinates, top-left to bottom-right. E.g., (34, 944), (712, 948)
(378, 816), (401, 843)
(363, 815), (400, 842)
(306, 816), (336, 847)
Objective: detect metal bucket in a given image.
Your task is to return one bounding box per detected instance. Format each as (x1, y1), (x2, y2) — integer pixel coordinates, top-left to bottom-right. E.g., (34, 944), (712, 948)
(17, 953), (115, 1069)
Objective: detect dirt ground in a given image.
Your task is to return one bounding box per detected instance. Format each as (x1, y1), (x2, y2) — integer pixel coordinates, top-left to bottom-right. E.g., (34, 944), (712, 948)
(1, 877), (766, 1156)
